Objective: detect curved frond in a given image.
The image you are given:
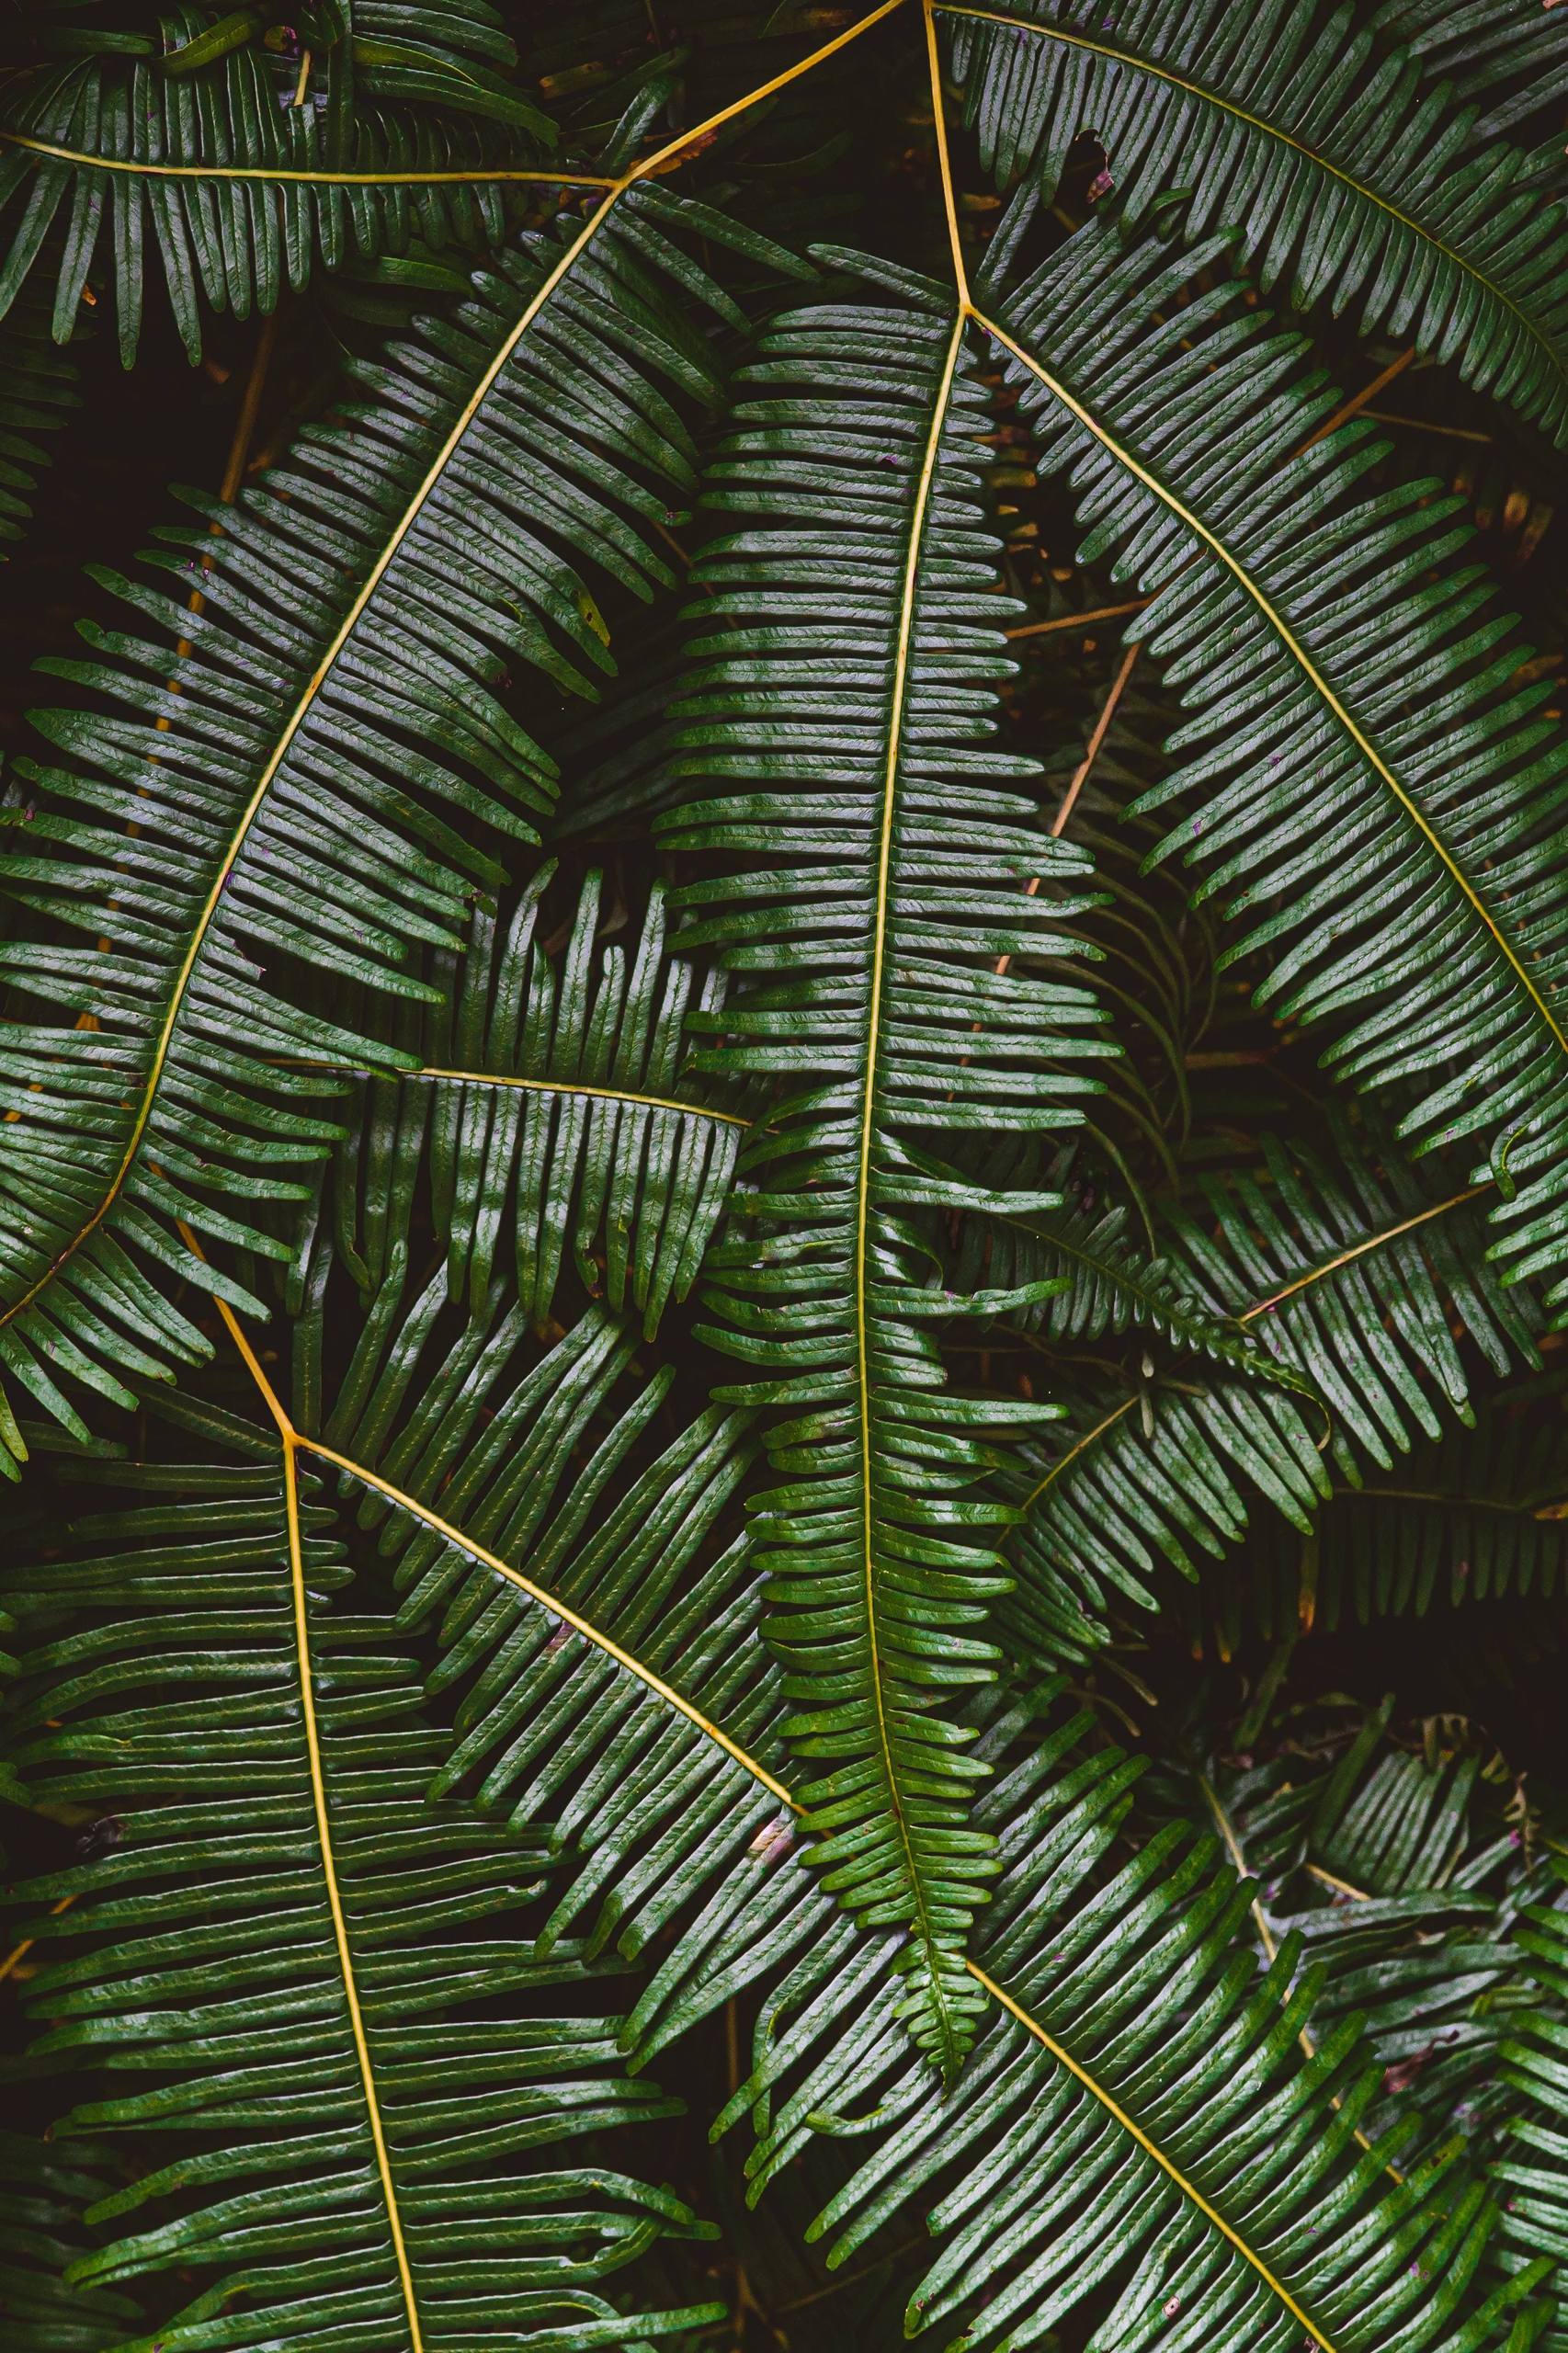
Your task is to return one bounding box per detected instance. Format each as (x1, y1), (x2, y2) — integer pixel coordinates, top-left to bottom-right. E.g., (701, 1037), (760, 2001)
(654, 263), (1115, 2068)
(0, 3), (561, 364)
(941, 0), (1568, 438)
(973, 221), (1568, 1303)
(5, 1415), (724, 2353)
(1005, 1124), (1538, 1665)
(0, 185), (771, 1450)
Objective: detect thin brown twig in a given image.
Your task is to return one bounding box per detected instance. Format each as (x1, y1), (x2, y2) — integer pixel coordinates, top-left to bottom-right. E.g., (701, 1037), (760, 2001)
(1362, 408), (1493, 446)
(0, 1894), (74, 1983)
(1006, 594), (1149, 642)
(991, 641), (1141, 979)
(1298, 347), (1415, 451)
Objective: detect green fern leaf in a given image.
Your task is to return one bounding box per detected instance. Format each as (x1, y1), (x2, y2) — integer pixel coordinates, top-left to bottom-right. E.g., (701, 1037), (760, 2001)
(942, 0), (1568, 439)
(1005, 1122), (1537, 1664)
(0, 1), (561, 363)
(11, 1285), (1547, 2353)
(4, 1412), (725, 2353)
(973, 220), (1568, 1308)
(312, 866), (745, 1336)
(654, 261), (1115, 2070)
(0, 187), (781, 1453)
(0, 285), (79, 559)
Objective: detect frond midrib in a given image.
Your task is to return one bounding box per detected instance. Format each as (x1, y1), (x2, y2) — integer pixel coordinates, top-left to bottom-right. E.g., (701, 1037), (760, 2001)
(207, 1282), (1344, 2353)
(269, 1055), (751, 1128)
(851, 308), (971, 2065)
(246, 1324), (426, 2348)
(0, 191), (616, 1340)
(974, 305), (1568, 1073)
(0, 131), (616, 188)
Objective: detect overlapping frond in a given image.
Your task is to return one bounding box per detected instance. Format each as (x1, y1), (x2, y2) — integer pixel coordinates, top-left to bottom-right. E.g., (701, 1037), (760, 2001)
(1193, 1394), (1568, 1647)
(317, 866), (745, 1336)
(1003, 1123), (1537, 1665)
(674, 1685), (1548, 2353)
(16, 1288), (1548, 2353)
(976, 220), (1568, 1307)
(0, 8), (1562, 2345)
(653, 259), (1115, 2068)
(1163, 1709), (1544, 2168)
(4, 1414), (725, 2353)
(0, 2), (559, 363)
(942, 0), (1568, 438)
(948, 1175), (1319, 1388)
(0, 184), (790, 1456)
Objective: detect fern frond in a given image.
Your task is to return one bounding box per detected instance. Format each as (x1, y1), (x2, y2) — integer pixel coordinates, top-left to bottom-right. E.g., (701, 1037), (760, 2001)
(949, 1173), (1318, 1390)
(1368, 0), (1568, 137)
(654, 262), (1115, 2069)
(942, 0), (1568, 438)
(1191, 1394), (1568, 1647)
(1160, 1706), (1548, 2174)
(971, 220), (1568, 1304)
(1005, 1123), (1537, 1665)
(17, 1280), (1546, 2353)
(316, 866), (745, 1336)
(0, 2), (561, 364)
(0, 186), (798, 1451)
(5, 1419), (725, 2353)
(0, 2132), (138, 2349)
(679, 1683), (1548, 2353)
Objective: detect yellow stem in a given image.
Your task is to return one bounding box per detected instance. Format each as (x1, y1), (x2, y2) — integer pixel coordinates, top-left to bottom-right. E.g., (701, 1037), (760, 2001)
(200, 1271), (1343, 2352)
(220, 1302), (425, 2350)
(266, 1057), (750, 1126)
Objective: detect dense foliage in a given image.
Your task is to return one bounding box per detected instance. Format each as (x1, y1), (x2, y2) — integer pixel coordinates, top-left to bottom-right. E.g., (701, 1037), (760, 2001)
(0, 4), (1565, 2348)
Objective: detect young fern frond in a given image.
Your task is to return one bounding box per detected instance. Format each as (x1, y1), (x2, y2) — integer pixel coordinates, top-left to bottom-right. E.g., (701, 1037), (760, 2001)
(654, 262), (1114, 2070)
(973, 220), (1568, 1308)
(941, 0), (1568, 440)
